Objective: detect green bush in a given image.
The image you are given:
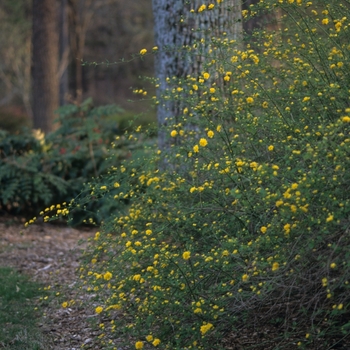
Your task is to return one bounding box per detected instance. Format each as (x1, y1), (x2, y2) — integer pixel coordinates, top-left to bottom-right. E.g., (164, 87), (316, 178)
(46, 1), (350, 349)
(0, 99), (145, 222)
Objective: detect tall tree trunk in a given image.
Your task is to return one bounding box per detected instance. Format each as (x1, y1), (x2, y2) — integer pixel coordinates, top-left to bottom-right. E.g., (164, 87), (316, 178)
(152, 0), (242, 167)
(59, 0), (69, 106)
(31, 0), (59, 132)
(68, 0), (101, 104)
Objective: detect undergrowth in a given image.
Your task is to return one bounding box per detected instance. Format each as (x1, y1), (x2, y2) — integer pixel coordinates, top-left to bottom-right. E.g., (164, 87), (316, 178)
(0, 98), (147, 224)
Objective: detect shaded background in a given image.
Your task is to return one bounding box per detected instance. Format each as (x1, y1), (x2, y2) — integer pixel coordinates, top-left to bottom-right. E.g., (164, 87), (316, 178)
(0, 0), (155, 132)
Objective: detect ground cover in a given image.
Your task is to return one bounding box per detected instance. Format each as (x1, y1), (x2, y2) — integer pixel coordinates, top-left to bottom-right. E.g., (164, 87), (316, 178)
(0, 217), (98, 349)
(0, 266), (48, 350)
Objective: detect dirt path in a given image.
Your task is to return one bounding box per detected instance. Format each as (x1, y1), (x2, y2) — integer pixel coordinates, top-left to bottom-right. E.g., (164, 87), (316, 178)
(0, 216), (101, 350)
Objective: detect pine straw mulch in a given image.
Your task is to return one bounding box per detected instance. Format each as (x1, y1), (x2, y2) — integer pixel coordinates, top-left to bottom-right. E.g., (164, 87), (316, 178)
(0, 215), (109, 350)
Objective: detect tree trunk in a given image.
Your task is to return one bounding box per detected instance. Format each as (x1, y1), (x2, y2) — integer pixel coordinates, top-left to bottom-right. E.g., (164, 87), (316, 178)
(31, 0), (59, 132)
(59, 0), (69, 106)
(152, 0), (242, 167)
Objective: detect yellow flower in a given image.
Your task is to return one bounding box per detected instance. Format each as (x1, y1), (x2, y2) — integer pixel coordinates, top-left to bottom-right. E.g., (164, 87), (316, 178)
(170, 130), (178, 137)
(152, 338), (161, 346)
(246, 97), (254, 104)
(103, 271), (112, 281)
(207, 130), (214, 138)
(100, 186), (107, 190)
(199, 138), (208, 147)
(203, 72), (210, 80)
(322, 18), (329, 25)
(61, 301), (68, 308)
(183, 251), (191, 260)
(114, 182), (120, 188)
(330, 263), (336, 269)
(260, 226), (267, 234)
(152, 46), (158, 51)
(193, 145), (199, 153)
(146, 335), (153, 342)
(322, 277), (328, 287)
(198, 4), (206, 12)
(139, 49), (147, 55)
(133, 274), (141, 281)
(192, 84), (198, 91)
(209, 87), (216, 94)
(208, 3), (215, 9)
(95, 306), (103, 314)
(242, 274), (249, 282)
(302, 96), (310, 102)
(200, 322), (214, 335)
(326, 214), (334, 222)
(231, 56), (238, 63)
(342, 116), (350, 123)
(268, 145), (274, 151)
(272, 262), (279, 271)
(135, 341), (144, 349)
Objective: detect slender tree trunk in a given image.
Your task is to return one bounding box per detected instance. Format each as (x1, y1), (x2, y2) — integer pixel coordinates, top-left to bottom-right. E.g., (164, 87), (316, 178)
(68, 0), (98, 104)
(152, 0), (242, 167)
(31, 0), (59, 132)
(59, 0), (69, 106)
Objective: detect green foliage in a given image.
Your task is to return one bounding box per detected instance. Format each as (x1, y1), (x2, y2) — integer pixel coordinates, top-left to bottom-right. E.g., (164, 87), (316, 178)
(47, 1), (350, 349)
(0, 267), (49, 349)
(0, 99), (142, 222)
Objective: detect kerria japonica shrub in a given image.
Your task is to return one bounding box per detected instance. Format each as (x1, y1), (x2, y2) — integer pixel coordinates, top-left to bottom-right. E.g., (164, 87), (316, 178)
(50, 0), (349, 349)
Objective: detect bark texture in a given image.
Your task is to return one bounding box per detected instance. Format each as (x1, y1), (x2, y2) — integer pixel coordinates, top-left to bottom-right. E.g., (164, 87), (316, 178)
(32, 0), (59, 132)
(152, 0), (242, 164)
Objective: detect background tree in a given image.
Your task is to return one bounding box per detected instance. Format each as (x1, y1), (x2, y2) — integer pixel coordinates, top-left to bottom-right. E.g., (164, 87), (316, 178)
(1, 0), (155, 133)
(152, 0), (242, 164)
(0, 0), (32, 117)
(31, 0), (59, 132)
(67, 0), (118, 103)
(59, 0), (69, 106)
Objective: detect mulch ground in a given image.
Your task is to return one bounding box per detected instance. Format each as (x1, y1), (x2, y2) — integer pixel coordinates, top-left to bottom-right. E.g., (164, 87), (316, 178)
(0, 215), (104, 350)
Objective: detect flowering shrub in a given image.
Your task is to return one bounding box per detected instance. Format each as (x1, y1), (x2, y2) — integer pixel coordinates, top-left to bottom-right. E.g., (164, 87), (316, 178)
(45, 0), (350, 348)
